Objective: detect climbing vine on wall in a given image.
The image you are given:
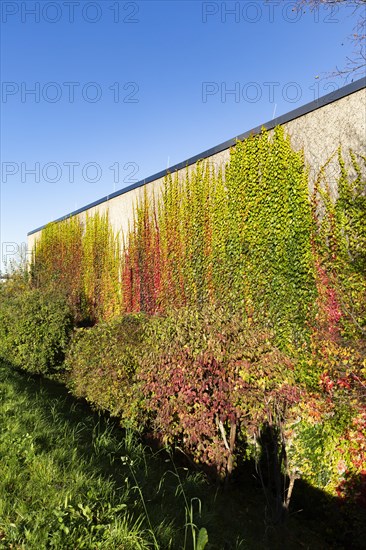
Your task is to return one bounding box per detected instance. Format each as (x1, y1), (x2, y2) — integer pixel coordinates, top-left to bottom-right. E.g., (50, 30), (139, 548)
(31, 213), (121, 323)
(305, 148), (366, 502)
(123, 127), (315, 346)
(82, 213), (121, 322)
(30, 126), (366, 506)
(31, 128), (365, 348)
(31, 217), (84, 321)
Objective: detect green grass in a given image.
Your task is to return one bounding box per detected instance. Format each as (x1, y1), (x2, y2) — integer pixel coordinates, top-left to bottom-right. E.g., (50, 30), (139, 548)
(0, 363), (336, 549)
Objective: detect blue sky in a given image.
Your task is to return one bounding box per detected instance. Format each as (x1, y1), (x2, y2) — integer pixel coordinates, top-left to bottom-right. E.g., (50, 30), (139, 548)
(0, 0), (361, 270)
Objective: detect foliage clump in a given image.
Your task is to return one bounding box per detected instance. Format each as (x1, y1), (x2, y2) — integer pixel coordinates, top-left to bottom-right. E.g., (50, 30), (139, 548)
(138, 306), (299, 477)
(0, 283), (72, 374)
(122, 127), (315, 347)
(4, 127), (366, 522)
(31, 212), (121, 324)
(65, 314), (146, 425)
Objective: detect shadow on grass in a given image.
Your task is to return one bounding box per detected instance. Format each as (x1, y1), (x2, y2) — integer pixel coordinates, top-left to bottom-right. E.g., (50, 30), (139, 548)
(1, 361), (365, 550)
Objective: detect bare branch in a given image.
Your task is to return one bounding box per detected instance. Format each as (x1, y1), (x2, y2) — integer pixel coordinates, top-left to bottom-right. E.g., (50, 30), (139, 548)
(297, 0), (366, 79)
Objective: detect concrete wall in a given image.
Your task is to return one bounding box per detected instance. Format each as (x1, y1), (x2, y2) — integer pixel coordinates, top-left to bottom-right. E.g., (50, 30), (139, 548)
(284, 87), (365, 193)
(28, 82), (366, 252)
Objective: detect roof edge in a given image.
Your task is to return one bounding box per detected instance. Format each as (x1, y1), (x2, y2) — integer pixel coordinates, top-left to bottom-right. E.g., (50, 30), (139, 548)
(28, 76), (366, 236)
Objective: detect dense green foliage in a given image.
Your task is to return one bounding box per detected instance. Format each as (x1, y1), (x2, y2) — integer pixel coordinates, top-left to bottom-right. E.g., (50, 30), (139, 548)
(2, 362), (343, 549)
(31, 128), (315, 344)
(0, 282), (72, 374)
(121, 127), (315, 348)
(0, 363), (213, 549)
(66, 314), (146, 425)
(31, 213), (121, 324)
(1, 127), (365, 540)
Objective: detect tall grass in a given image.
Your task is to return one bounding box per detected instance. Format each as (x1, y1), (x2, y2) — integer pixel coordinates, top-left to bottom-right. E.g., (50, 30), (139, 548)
(0, 363), (338, 549)
(0, 363), (225, 549)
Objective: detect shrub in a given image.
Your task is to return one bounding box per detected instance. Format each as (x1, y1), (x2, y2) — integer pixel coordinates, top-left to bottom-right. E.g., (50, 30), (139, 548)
(0, 284), (73, 375)
(138, 304), (301, 486)
(65, 314), (146, 426)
